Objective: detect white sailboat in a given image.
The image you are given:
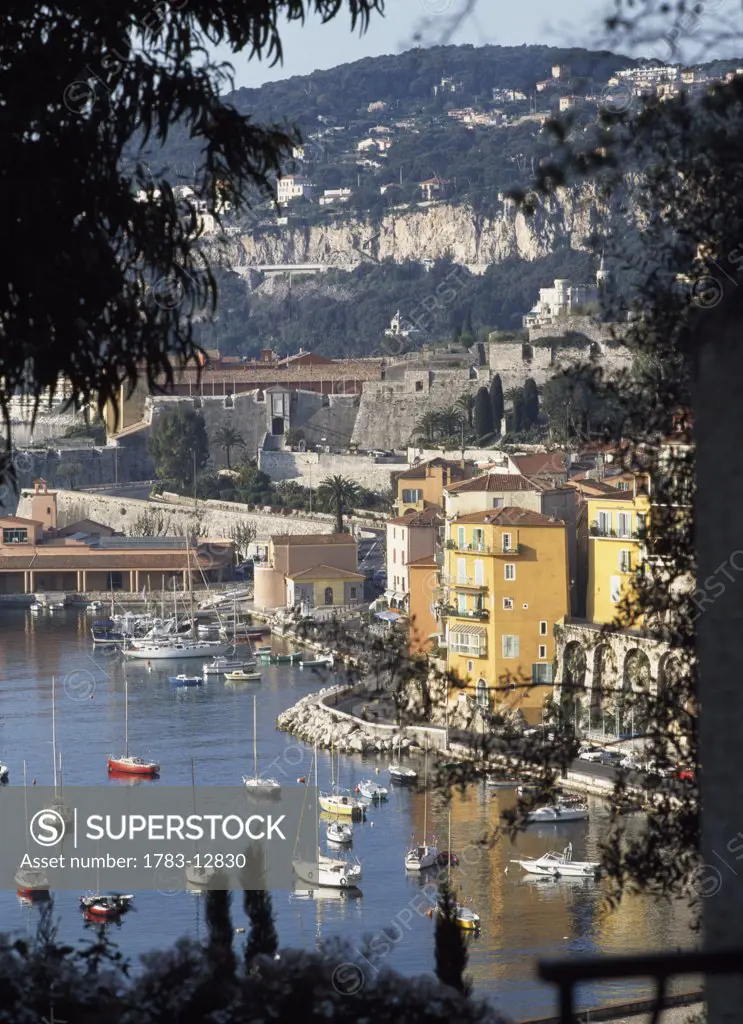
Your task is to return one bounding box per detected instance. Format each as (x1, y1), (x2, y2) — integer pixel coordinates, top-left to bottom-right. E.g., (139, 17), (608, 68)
(326, 820), (353, 845)
(123, 538), (232, 660)
(0, 760), (8, 782)
(524, 800), (590, 824)
(15, 761), (50, 897)
(511, 842), (600, 878)
(389, 734), (417, 784)
(185, 759), (217, 888)
(242, 695), (280, 795)
(293, 745), (362, 889)
(404, 740), (438, 871)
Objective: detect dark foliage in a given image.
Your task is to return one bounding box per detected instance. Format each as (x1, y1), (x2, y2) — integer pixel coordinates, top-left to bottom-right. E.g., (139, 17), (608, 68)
(473, 386), (494, 439)
(489, 374), (504, 433)
(434, 882), (471, 996)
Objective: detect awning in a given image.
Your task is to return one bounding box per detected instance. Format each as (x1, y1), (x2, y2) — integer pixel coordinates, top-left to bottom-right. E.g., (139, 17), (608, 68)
(384, 590), (406, 602)
(375, 610), (402, 621)
(448, 624), (487, 640)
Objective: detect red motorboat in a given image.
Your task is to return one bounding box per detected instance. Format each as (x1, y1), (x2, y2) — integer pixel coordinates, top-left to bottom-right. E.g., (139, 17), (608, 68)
(81, 893), (134, 918)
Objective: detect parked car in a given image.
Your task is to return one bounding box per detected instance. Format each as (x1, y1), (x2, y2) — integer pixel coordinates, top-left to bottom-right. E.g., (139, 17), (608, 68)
(598, 750), (624, 766)
(619, 754), (643, 770)
(677, 765), (696, 782)
(645, 759), (676, 778)
(578, 747), (609, 763)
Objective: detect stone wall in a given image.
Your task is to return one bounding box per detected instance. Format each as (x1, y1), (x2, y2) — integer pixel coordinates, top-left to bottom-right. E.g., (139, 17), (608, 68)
(1, 444), (149, 514)
(488, 328), (633, 391)
(259, 450), (403, 492)
(17, 488), (384, 546)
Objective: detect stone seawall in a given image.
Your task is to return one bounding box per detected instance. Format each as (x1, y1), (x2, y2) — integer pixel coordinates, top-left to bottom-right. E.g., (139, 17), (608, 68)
(259, 450), (403, 491)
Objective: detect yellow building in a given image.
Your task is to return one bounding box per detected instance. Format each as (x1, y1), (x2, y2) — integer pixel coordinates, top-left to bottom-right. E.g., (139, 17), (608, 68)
(394, 458), (474, 515)
(586, 491), (649, 625)
(443, 508), (569, 722)
(285, 565), (365, 612)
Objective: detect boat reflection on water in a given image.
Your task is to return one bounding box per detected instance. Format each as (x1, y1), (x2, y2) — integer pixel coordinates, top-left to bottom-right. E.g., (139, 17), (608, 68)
(107, 768), (160, 786)
(290, 886), (363, 903)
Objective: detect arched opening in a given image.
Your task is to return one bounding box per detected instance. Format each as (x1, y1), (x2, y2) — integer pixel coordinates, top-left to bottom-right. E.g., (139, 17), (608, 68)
(561, 641), (586, 729)
(324, 587), (334, 606)
(590, 643), (615, 731)
(475, 678), (489, 709)
(619, 648), (652, 738)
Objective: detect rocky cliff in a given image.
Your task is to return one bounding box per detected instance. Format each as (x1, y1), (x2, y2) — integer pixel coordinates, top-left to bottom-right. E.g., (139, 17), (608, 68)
(217, 185), (609, 269)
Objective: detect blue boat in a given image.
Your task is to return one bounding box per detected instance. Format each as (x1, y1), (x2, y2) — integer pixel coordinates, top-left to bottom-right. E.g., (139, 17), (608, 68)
(168, 674), (202, 687)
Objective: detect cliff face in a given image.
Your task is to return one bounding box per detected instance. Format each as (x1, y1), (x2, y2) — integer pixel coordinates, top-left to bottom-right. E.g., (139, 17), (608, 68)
(217, 185), (609, 269)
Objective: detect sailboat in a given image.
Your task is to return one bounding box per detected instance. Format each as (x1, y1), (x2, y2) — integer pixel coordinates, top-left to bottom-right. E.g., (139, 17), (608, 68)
(293, 745), (363, 889)
(404, 741), (439, 871)
(46, 676), (72, 824)
(107, 673), (159, 776)
(80, 846), (133, 918)
(185, 759), (217, 888)
(15, 761), (50, 898)
(0, 759), (9, 782)
(242, 695), (280, 795)
(388, 734), (417, 784)
(319, 739), (364, 819)
(123, 538), (232, 660)
(431, 809), (480, 932)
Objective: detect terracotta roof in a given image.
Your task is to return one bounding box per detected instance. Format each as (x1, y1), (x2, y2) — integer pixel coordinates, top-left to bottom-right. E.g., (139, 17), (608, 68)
(387, 508), (444, 527)
(0, 549), (233, 571)
(512, 453), (569, 477)
(271, 533), (356, 546)
(408, 554), (439, 568)
(396, 457), (469, 481)
(446, 473), (540, 495)
(452, 507), (565, 527)
(287, 564), (365, 581)
(566, 478), (622, 495)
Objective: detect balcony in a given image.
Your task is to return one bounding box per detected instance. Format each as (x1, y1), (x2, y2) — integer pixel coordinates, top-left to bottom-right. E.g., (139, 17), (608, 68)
(440, 573), (487, 590)
(442, 606), (489, 621)
(589, 522), (642, 540)
(445, 542), (523, 555)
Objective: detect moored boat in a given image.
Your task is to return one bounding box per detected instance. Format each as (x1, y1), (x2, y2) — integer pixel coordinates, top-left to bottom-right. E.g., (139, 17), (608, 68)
(300, 655), (334, 669)
(168, 674), (202, 687)
(242, 695), (281, 795)
(511, 842), (600, 877)
(0, 761), (8, 782)
(326, 820), (353, 845)
(319, 790), (365, 819)
(80, 893), (134, 917)
(525, 801), (589, 824)
(357, 779), (388, 802)
(224, 669), (262, 683)
(108, 755), (159, 775)
(486, 773), (519, 789)
(15, 867), (50, 897)
(388, 764), (417, 784)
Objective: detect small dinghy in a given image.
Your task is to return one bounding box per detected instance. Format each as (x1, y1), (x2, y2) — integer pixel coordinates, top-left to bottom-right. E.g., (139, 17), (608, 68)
(357, 779), (388, 802)
(224, 669), (262, 683)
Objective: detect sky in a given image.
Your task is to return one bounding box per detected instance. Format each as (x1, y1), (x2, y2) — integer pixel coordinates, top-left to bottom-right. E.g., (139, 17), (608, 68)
(213, 0), (614, 91)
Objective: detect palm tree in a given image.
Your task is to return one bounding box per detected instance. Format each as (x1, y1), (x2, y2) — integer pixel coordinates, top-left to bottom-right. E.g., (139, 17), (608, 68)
(411, 411), (441, 444)
(316, 475), (361, 534)
(212, 425), (246, 470)
(437, 406), (464, 441)
(456, 392), (476, 430)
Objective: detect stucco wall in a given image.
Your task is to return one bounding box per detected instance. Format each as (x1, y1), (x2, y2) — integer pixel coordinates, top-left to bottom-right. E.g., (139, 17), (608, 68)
(259, 450), (400, 492)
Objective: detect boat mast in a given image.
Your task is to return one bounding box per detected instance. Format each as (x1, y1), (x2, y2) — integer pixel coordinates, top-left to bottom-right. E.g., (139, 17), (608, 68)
(124, 672), (129, 758)
(448, 807), (452, 885)
(423, 736), (428, 842)
(253, 694), (258, 778)
(314, 740), (319, 854)
(187, 535), (196, 639)
(23, 760), (29, 856)
(51, 675), (58, 794)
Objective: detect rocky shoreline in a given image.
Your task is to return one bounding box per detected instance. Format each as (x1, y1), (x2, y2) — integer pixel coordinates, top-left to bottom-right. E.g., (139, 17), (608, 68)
(276, 684), (431, 756)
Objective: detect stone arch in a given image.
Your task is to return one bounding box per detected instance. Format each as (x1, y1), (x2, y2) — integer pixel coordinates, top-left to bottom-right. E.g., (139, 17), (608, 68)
(590, 643), (615, 730)
(619, 648), (652, 737)
(657, 651), (682, 696)
(562, 641), (587, 692)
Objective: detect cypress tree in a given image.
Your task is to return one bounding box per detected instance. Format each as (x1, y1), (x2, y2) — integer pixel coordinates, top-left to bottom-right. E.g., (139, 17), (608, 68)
(434, 881), (470, 995)
(512, 389), (526, 433)
(473, 386), (494, 438)
(205, 885), (236, 981)
(244, 890), (279, 969)
(523, 377), (540, 427)
(489, 374), (504, 434)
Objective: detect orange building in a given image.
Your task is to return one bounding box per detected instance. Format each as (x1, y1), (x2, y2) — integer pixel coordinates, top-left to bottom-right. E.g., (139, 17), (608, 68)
(407, 553), (442, 654)
(394, 457), (475, 515)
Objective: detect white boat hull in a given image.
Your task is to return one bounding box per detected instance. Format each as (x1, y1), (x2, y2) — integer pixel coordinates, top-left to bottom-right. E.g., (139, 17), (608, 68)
(525, 805), (590, 824)
(516, 859), (598, 877)
(124, 641), (233, 660)
(404, 846), (439, 871)
(293, 856), (362, 888)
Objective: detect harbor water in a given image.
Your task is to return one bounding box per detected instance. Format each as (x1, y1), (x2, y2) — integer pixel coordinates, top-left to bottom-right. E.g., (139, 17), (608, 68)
(0, 609), (694, 1019)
